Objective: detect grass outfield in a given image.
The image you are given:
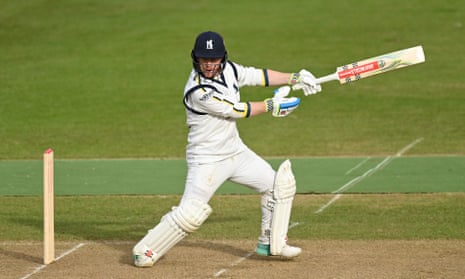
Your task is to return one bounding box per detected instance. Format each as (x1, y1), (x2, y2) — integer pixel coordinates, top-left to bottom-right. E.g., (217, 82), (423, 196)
(1, 0), (464, 254)
(1, 156), (464, 195)
(1, 0), (464, 159)
(1, 194), (464, 241)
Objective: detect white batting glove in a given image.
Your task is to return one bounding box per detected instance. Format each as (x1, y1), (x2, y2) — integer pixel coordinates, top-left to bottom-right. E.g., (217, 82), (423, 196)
(264, 86), (301, 117)
(273, 85), (291, 98)
(288, 69), (322, 96)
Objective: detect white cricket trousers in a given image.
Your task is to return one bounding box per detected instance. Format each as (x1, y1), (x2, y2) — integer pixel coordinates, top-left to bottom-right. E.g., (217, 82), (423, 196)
(180, 148), (276, 242)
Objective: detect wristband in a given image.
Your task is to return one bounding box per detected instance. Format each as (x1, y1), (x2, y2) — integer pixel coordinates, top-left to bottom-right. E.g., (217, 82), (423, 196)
(264, 98), (273, 112)
(288, 73), (300, 85)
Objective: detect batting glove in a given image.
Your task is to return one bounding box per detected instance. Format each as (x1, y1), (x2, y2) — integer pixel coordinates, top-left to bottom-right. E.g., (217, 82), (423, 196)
(288, 69), (322, 96)
(264, 86), (301, 117)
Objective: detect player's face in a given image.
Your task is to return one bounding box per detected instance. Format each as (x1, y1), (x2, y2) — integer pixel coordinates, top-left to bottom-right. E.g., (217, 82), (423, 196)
(198, 57), (222, 78)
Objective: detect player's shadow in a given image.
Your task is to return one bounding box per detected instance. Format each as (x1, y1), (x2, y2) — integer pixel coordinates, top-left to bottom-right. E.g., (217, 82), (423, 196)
(178, 240), (296, 262)
(8, 216), (290, 267)
(114, 239), (295, 266)
(0, 246), (43, 264)
(178, 239), (250, 257)
(111, 239), (253, 266)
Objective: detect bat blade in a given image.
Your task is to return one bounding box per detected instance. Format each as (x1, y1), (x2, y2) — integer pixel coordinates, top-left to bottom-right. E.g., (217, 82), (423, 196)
(316, 45), (425, 84)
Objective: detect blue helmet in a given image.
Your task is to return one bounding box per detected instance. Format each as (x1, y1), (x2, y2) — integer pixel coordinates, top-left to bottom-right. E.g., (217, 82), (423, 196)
(191, 31), (228, 73)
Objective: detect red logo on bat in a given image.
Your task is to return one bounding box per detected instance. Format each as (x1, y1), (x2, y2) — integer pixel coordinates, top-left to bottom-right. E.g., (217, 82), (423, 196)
(338, 61), (381, 79)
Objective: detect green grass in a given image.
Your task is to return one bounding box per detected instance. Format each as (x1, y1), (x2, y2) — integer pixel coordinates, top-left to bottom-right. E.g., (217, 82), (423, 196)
(1, 156), (464, 195)
(1, 0), (465, 159)
(1, 0), (464, 246)
(1, 194), (464, 241)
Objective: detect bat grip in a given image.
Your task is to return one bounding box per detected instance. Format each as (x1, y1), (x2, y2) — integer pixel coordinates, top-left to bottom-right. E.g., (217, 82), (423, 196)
(315, 73), (338, 84)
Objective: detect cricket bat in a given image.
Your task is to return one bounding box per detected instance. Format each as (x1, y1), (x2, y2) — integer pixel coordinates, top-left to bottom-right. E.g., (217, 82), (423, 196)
(315, 45), (425, 84)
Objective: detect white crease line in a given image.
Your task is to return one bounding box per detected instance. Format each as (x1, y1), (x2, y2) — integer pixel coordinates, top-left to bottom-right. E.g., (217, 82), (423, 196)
(289, 221), (300, 229)
(314, 194), (342, 214)
(396, 137), (423, 157)
(345, 157), (371, 175)
(55, 242), (86, 261)
(213, 252), (254, 278)
(212, 138), (424, 278)
(333, 156), (393, 194)
(19, 243), (86, 279)
(213, 222), (301, 278)
(315, 138), (423, 214)
(214, 269), (227, 277)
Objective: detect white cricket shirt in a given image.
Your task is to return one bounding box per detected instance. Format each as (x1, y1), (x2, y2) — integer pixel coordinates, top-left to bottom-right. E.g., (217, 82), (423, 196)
(183, 61), (268, 164)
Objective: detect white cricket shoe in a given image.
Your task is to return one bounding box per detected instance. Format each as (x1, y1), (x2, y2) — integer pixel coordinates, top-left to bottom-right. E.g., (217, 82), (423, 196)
(255, 243), (301, 258)
(280, 244), (302, 258)
(133, 245), (156, 267)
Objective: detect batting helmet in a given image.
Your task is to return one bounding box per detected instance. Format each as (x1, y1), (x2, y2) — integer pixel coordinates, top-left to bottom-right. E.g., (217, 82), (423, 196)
(191, 31), (228, 74)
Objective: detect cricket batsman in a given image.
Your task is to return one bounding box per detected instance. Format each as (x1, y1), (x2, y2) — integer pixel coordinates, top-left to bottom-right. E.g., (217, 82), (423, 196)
(133, 31), (322, 267)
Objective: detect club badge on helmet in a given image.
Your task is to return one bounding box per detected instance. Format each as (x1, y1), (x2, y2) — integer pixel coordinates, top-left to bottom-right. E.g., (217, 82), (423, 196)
(191, 31), (228, 75)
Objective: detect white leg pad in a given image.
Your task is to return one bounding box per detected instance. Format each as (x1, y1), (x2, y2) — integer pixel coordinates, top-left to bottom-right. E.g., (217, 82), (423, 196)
(133, 199), (212, 266)
(171, 198), (212, 233)
(270, 159), (296, 255)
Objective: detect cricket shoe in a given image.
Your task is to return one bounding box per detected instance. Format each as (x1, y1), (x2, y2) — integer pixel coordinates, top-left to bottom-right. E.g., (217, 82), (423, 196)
(255, 243), (271, 256)
(255, 243), (302, 258)
(133, 245), (156, 267)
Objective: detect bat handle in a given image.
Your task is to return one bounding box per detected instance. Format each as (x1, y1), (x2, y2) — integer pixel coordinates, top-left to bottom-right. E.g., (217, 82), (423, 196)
(315, 73), (338, 84)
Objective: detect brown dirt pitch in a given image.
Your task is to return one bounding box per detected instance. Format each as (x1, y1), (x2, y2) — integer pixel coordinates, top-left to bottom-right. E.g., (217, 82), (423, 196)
(2, 239), (465, 279)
